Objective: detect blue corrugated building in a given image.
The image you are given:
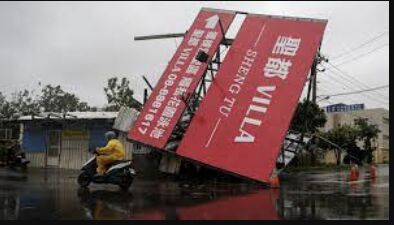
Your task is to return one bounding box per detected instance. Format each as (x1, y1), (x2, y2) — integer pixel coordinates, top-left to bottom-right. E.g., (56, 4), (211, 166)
(18, 112), (120, 169)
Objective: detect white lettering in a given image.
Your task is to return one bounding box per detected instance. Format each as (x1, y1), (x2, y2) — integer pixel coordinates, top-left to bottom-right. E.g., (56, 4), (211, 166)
(234, 86), (276, 143)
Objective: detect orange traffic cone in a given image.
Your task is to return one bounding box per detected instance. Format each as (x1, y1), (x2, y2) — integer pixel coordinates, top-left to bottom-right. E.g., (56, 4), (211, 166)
(350, 164), (359, 182)
(369, 164), (377, 178)
(269, 171), (280, 188)
(355, 164), (360, 178)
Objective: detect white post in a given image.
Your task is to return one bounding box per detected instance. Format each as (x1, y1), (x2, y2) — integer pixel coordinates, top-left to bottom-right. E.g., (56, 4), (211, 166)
(19, 123), (24, 146)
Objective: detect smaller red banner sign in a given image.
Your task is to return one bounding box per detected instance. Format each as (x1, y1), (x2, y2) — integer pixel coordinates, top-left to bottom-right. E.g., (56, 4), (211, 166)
(128, 8), (235, 149)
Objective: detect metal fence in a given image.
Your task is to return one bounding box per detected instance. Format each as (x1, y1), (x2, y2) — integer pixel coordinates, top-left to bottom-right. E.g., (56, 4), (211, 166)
(0, 129), (12, 140)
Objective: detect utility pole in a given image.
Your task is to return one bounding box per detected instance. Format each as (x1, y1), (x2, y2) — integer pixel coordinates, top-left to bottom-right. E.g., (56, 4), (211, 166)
(310, 57), (318, 166)
(305, 45), (328, 166)
(311, 60), (317, 104)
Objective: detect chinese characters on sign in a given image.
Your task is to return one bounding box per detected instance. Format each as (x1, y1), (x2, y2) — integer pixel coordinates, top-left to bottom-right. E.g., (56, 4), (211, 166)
(264, 36), (301, 80)
(145, 28), (219, 141)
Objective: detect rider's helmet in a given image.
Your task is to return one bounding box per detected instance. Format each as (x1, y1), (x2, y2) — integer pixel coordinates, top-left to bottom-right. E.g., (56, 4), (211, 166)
(105, 131), (116, 141)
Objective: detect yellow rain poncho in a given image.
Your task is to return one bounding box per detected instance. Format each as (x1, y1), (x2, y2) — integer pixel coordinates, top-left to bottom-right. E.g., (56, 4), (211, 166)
(96, 139), (125, 175)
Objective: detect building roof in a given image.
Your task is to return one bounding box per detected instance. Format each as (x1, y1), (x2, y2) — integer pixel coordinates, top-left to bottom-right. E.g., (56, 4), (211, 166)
(18, 111), (118, 121)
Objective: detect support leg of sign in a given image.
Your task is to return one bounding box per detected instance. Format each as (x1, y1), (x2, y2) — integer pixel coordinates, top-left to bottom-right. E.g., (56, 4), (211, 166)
(197, 73), (206, 100)
(180, 94), (193, 113)
(202, 75), (207, 96)
(143, 88), (148, 105)
(281, 145), (285, 168)
(209, 44), (224, 82)
(202, 63), (213, 96)
(208, 63), (215, 82)
(218, 18), (226, 42)
(216, 45), (221, 70)
(142, 75), (154, 91)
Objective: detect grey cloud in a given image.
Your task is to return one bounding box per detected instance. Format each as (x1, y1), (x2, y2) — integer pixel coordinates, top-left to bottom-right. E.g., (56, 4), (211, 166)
(0, 1), (389, 109)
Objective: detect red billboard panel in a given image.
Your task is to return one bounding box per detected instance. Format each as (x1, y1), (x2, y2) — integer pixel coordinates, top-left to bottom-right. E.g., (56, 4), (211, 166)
(177, 15), (327, 183)
(128, 8), (236, 149)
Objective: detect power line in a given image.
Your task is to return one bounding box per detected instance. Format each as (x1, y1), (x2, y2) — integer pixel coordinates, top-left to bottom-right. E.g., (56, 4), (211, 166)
(318, 75), (364, 102)
(325, 66), (388, 101)
(320, 71), (389, 105)
(321, 71), (366, 95)
(318, 75), (388, 108)
(317, 85), (331, 94)
(325, 62), (389, 101)
(328, 63), (390, 100)
(331, 30), (389, 60)
(318, 82), (389, 109)
(320, 84), (389, 97)
(318, 76), (367, 103)
(333, 43), (388, 67)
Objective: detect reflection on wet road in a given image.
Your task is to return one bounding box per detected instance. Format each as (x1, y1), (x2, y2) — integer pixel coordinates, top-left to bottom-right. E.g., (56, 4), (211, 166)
(0, 165), (389, 220)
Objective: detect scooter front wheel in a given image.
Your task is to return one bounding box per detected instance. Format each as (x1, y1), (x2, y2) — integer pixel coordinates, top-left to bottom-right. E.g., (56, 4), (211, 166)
(77, 172), (91, 188)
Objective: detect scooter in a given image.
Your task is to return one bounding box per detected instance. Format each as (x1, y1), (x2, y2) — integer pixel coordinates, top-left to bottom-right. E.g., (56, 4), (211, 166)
(77, 149), (136, 190)
(8, 151), (30, 171)
(2, 140), (30, 171)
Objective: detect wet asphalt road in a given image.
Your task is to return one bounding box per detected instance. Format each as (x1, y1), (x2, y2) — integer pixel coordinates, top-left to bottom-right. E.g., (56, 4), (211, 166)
(0, 165), (389, 220)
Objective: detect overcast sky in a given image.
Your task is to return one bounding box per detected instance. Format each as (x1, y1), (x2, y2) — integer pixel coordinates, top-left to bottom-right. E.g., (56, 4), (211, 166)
(0, 1), (389, 110)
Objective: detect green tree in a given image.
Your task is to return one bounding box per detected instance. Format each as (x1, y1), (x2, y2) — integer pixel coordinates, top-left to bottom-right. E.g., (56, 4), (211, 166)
(354, 117), (380, 163)
(290, 99), (327, 165)
(16, 90), (40, 113)
(290, 99), (327, 133)
(0, 92), (16, 120)
(1, 84), (92, 120)
(0, 92), (4, 106)
(39, 84), (91, 112)
(103, 77), (141, 111)
(318, 124), (359, 165)
(1, 89), (42, 120)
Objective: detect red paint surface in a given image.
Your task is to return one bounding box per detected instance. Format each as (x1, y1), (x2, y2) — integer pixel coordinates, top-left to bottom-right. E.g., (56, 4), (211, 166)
(177, 190), (280, 220)
(128, 9), (235, 148)
(128, 210), (166, 220)
(177, 15), (327, 183)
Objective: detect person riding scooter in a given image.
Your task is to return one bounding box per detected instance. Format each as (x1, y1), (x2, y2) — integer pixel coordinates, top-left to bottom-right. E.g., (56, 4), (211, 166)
(4, 140), (29, 170)
(95, 131), (125, 176)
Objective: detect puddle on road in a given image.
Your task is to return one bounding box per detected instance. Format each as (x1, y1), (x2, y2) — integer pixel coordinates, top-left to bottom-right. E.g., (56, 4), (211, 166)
(0, 165), (389, 220)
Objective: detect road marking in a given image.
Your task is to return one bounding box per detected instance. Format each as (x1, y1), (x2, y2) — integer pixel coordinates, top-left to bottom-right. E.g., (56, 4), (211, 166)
(205, 118), (222, 148)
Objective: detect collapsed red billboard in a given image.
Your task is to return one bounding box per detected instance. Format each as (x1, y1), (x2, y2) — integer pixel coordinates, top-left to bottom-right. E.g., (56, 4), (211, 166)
(128, 8), (236, 149)
(177, 15), (327, 183)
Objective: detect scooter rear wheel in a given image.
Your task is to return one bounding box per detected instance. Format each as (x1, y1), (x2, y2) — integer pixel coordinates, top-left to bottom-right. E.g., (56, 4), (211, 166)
(78, 172), (91, 188)
(119, 174), (133, 191)
(119, 181), (132, 191)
